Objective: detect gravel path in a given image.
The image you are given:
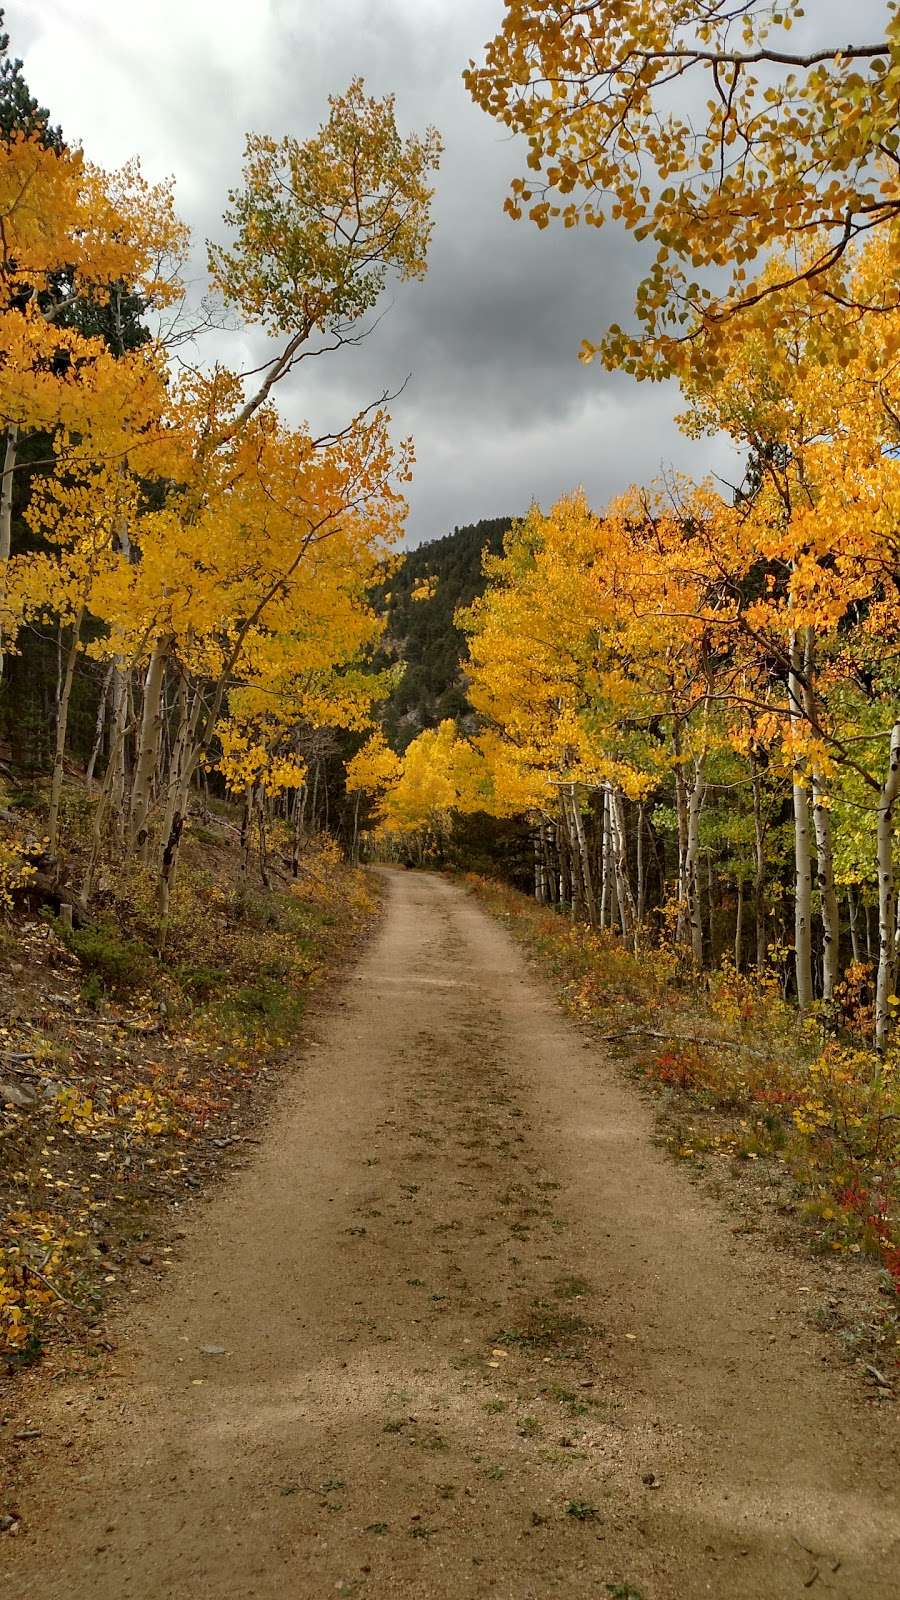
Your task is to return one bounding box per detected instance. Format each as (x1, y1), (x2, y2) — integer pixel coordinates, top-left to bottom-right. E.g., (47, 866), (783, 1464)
(6, 868), (899, 1598)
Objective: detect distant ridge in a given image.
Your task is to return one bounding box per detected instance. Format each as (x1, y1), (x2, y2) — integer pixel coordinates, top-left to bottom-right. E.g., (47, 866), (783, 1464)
(376, 516), (514, 748)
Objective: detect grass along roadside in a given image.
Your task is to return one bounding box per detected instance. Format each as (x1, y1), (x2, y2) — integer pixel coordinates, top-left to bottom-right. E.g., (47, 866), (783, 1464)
(465, 873), (899, 1381)
(0, 795), (381, 1374)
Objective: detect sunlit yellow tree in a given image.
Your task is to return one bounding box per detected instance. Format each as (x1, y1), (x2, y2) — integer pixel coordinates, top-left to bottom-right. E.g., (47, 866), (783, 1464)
(467, 4), (900, 377)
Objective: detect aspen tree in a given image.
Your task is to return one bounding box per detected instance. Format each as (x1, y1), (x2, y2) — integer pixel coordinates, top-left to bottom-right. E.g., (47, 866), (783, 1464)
(468, 4), (900, 376)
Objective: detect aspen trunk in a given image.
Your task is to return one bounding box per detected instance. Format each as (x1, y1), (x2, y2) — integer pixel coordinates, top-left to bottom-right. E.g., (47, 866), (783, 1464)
(107, 668), (129, 845)
(847, 886), (861, 965)
(80, 696), (129, 907)
(599, 788), (611, 929)
(159, 684), (198, 856)
(609, 786), (638, 949)
(112, 674), (129, 835)
(801, 634), (839, 1002)
(257, 786), (270, 888)
(674, 765), (689, 944)
(557, 820), (570, 910)
(607, 805), (620, 933)
(240, 784), (253, 874)
(568, 784), (598, 926)
(541, 820), (556, 905)
(157, 810), (185, 933)
(636, 802), (646, 925)
(0, 423), (18, 678)
(351, 791), (361, 865)
(811, 771), (839, 1002)
(129, 640), (170, 857)
(789, 635), (813, 1009)
(561, 791), (584, 922)
(751, 759), (767, 970)
(47, 608), (84, 856)
(154, 687), (204, 915)
(875, 720), (900, 1052)
(734, 877), (744, 972)
(309, 762), (320, 832)
(85, 662), (114, 788)
(685, 761), (705, 967)
(291, 782), (308, 875)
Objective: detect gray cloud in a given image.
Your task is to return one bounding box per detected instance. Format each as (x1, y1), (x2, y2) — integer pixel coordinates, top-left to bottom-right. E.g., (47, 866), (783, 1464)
(16, 0), (861, 543)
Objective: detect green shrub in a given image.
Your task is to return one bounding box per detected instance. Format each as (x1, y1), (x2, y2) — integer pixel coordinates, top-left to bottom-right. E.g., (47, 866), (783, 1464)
(177, 963), (228, 1002)
(217, 978), (303, 1036)
(67, 923), (154, 995)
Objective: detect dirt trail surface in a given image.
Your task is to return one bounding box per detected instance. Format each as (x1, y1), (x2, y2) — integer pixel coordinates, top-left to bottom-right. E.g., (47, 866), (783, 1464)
(5, 869), (899, 1599)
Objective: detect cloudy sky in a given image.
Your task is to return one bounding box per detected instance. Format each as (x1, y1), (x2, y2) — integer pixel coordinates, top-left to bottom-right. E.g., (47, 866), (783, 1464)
(7, 0), (854, 546)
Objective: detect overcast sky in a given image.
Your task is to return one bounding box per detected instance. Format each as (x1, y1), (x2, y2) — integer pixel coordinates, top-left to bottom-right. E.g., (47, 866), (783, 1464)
(6, 1), (858, 545)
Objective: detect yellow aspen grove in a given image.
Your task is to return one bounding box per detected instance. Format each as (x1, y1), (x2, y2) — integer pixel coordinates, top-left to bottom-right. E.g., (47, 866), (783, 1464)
(675, 246), (900, 1039)
(455, 490), (734, 958)
(112, 83), (440, 902)
(0, 134), (185, 670)
(0, 78), (438, 910)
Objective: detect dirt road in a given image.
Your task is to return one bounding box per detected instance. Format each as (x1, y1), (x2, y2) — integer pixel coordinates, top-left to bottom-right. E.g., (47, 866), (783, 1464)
(5, 869), (899, 1599)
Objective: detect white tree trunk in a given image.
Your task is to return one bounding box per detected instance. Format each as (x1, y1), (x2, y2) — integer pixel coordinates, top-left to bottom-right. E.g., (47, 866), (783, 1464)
(107, 668), (129, 846)
(751, 758), (767, 970)
(847, 886), (861, 964)
(875, 720), (900, 1052)
(609, 785), (638, 947)
(129, 640), (170, 857)
(685, 760), (706, 967)
(636, 802), (646, 925)
(85, 662), (114, 789)
(0, 423), (18, 678)
(789, 634), (813, 1009)
(566, 783), (598, 926)
(47, 609), (84, 856)
(599, 787), (611, 928)
(674, 765), (689, 944)
(734, 876), (744, 972)
(812, 771), (839, 1002)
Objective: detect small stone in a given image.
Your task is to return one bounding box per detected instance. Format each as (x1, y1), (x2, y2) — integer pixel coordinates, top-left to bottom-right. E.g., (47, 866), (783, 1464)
(0, 1082), (37, 1109)
(200, 1344), (226, 1356)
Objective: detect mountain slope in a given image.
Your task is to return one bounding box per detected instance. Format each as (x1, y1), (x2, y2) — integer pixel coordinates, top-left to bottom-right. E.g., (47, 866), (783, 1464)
(377, 516), (512, 747)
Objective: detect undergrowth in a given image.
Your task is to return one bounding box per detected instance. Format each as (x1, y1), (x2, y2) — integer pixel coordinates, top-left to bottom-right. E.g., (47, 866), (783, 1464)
(0, 805), (379, 1366)
(466, 875), (900, 1326)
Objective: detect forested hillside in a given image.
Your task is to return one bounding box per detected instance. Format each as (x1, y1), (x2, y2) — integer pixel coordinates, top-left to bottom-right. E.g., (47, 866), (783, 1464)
(375, 516), (511, 746)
